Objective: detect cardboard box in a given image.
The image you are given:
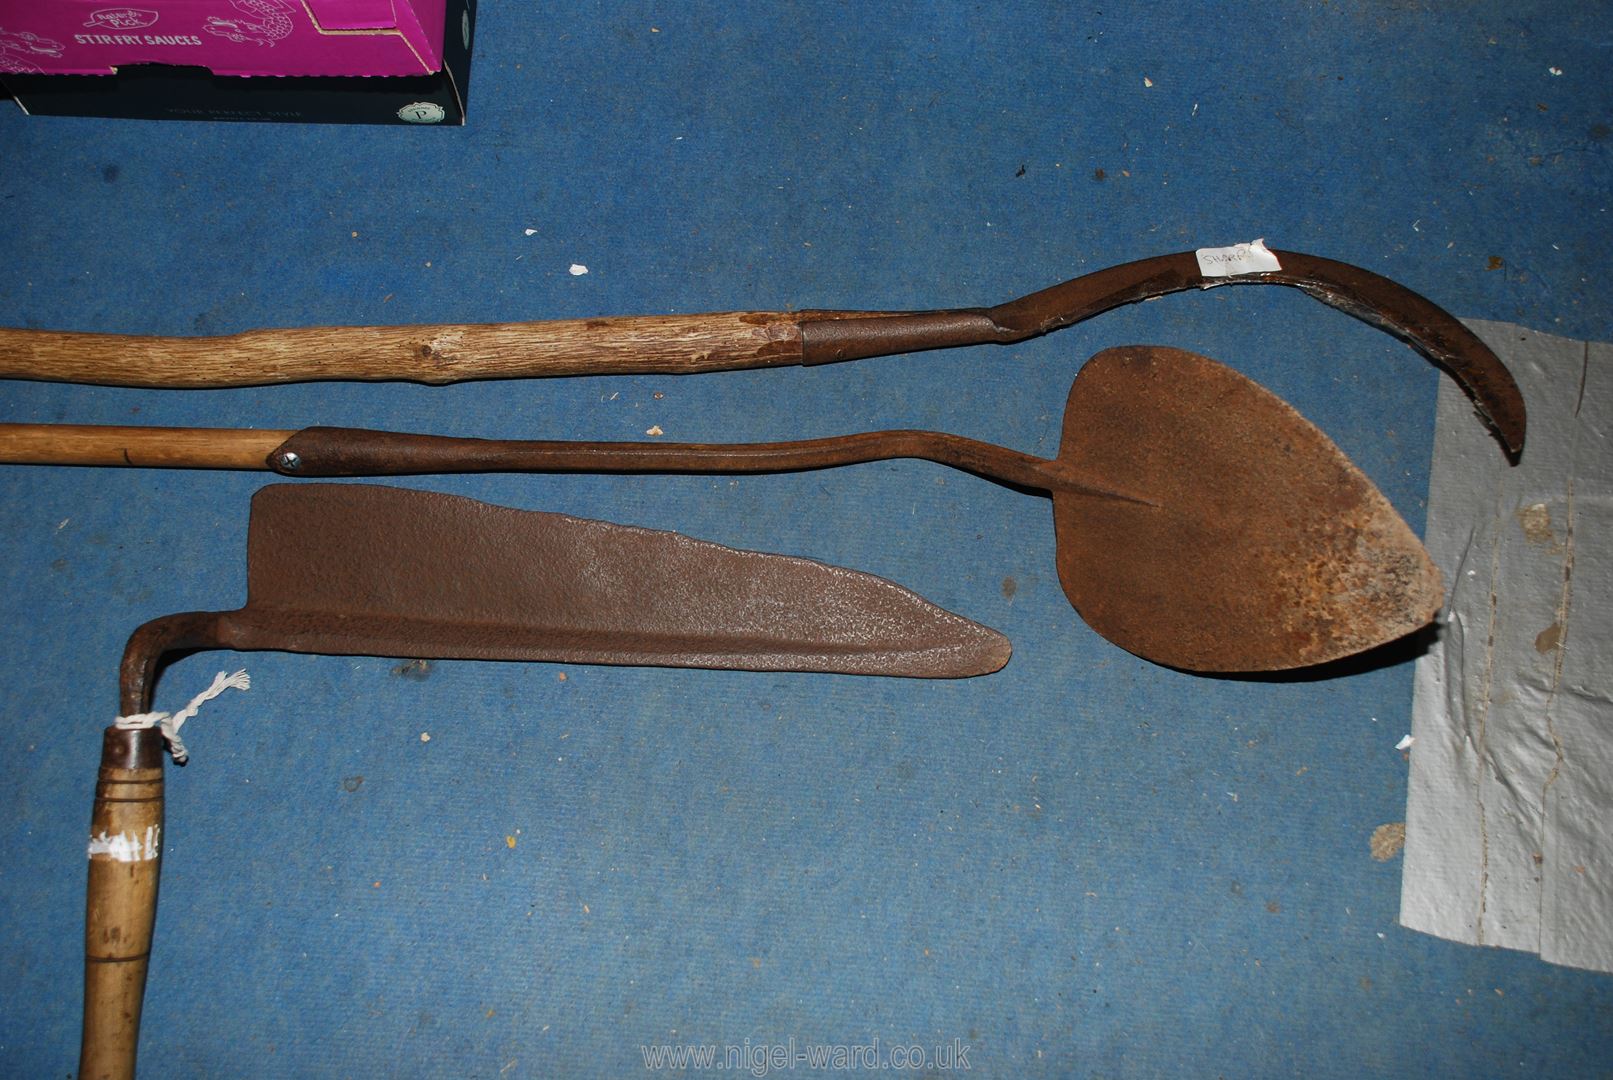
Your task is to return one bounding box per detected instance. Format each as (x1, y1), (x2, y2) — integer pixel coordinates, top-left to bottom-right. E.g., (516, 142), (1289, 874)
(0, 0), (475, 124)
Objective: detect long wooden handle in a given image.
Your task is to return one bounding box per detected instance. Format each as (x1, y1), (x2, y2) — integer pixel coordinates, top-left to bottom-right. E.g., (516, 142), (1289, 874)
(81, 727), (165, 1080)
(0, 311), (808, 388)
(0, 425), (290, 469)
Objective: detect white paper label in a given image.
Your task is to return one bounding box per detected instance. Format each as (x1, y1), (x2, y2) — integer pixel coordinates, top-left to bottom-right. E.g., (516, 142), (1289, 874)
(1195, 238), (1282, 278)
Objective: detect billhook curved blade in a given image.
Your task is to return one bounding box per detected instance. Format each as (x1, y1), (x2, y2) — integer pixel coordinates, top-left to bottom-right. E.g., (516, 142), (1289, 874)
(800, 246), (1524, 459)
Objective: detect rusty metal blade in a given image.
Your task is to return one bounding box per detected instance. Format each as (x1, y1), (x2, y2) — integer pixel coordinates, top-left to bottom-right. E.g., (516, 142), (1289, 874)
(800, 249), (1524, 460)
(120, 484), (1009, 708)
(1051, 346), (1443, 672)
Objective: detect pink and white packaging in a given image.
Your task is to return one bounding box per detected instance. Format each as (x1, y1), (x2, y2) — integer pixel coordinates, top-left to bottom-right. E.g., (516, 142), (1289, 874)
(0, 1), (451, 78)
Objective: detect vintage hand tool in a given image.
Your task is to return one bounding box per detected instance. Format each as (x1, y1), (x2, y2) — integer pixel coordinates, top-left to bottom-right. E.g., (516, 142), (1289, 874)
(3, 346), (1444, 672)
(82, 482), (1010, 1080)
(0, 246), (1524, 457)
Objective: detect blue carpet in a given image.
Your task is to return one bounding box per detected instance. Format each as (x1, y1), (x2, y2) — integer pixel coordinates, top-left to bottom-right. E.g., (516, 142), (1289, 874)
(1, 3), (1609, 1076)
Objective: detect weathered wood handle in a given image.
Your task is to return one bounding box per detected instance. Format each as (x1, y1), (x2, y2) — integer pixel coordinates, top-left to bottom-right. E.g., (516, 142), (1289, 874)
(0, 425), (288, 470)
(0, 312), (808, 388)
(81, 727), (165, 1080)
(0, 424), (291, 470)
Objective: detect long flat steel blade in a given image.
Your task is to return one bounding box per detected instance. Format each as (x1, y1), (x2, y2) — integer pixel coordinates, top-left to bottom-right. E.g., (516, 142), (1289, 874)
(143, 483), (1008, 683)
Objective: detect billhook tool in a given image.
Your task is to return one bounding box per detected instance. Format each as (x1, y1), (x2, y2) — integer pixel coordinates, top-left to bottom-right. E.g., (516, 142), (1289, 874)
(0, 246), (1524, 457)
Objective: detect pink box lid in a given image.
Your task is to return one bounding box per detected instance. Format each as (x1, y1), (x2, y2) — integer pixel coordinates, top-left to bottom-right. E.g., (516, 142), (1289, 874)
(0, 1), (450, 78)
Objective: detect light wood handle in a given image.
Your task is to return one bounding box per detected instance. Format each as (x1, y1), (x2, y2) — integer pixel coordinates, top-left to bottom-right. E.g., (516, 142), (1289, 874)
(81, 727), (165, 1080)
(0, 311), (806, 388)
(0, 425), (290, 469)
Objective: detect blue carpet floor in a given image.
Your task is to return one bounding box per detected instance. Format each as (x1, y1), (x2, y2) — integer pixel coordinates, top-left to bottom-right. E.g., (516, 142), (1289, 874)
(1, 3), (1609, 1076)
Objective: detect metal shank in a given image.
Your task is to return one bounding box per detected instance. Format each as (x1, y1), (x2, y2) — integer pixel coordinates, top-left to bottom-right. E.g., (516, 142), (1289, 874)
(267, 426), (1148, 506)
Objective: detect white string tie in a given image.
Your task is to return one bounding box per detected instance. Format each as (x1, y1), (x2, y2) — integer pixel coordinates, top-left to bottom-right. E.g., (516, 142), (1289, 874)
(116, 669), (251, 765)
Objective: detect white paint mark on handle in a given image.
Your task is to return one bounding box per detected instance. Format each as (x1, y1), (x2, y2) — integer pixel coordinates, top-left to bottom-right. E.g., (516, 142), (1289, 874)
(87, 825), (161, 862)
(1195, 238), (1282, 278)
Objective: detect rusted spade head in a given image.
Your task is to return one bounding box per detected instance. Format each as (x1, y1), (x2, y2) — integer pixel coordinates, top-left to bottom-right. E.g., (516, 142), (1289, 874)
(1052, 346), (1442, 672)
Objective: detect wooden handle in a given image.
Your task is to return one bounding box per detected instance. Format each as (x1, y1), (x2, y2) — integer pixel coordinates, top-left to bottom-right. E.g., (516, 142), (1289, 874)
(81, 727), (165, 1080)
(0, 311), (806, 389)
(0, 425), (291, 469)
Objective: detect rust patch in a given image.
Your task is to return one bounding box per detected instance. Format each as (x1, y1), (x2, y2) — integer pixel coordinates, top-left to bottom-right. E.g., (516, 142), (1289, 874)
(1371, 822), (1406, 861)
(1534, 624), (1562, 653)
(1516, 502), (1553, 544)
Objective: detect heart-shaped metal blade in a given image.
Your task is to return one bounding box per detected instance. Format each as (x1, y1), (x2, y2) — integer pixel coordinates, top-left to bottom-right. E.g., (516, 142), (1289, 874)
(1053, 346), (1442, 672)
